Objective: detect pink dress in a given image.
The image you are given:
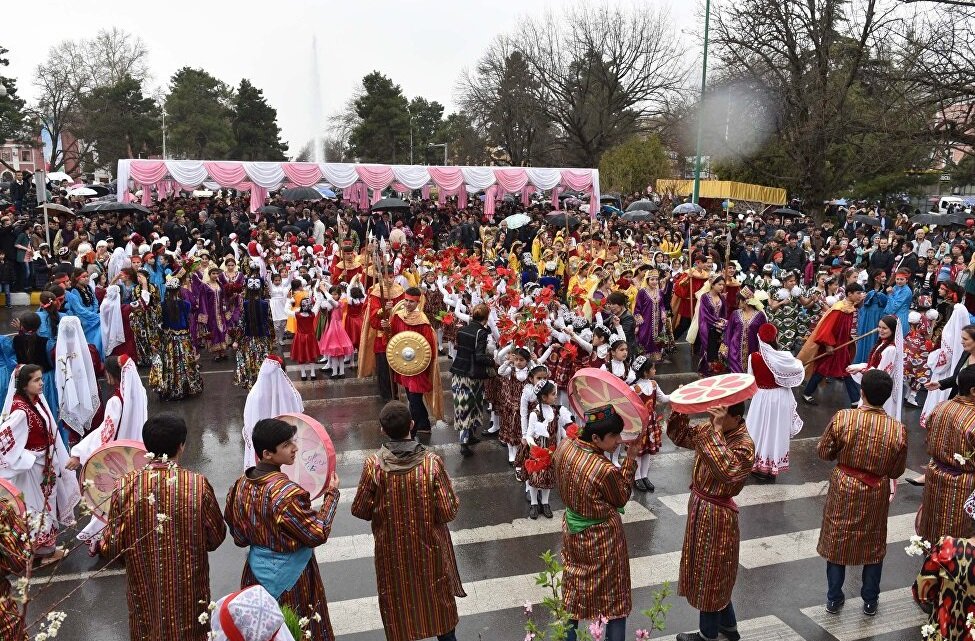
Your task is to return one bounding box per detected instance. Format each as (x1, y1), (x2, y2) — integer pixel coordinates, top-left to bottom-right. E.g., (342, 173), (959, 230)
(318, 302), (355, 357)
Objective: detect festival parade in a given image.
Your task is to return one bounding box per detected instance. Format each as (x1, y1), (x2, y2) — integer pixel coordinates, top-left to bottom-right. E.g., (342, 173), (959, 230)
(0, 1), (975, 640)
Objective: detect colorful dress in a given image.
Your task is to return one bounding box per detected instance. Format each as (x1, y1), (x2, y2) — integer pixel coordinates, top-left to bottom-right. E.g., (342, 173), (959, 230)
(219, 271), (245, 328)
(0, 501), (29, 640)
(633, 379), (667, 456)
(525, 404), (572, 490)
(905, 324), (933, 392)
(634, 287), (671, 360)
(64, 283), (103, 357)
(129, 283), (161, 367)
(767, 297), (803, 352)
(498, 368), (528, 447)
(289, 310), (321, 365)
(225, 469), (341, 641)
(696, 293), (725, 375)
(150, 300), (203, 401)
(918, 396), (975, 542)
(746, 350), (802, 476)
(197, 283), (230, 352)
(234, 299), (274, 389)
(722, 309), (766, 374)
(913, 536), (975, 641)
(351, 443), (466, 641)
(101, 463), (227, 641)
(318, 298), (354, 358)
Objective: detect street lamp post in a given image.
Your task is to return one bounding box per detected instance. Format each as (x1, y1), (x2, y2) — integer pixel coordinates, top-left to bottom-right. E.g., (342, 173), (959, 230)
(161, 108), (168, 159)
(405, 104), (414, 165)
(692, 0), (712, 205)
(429, 143), (448, 166)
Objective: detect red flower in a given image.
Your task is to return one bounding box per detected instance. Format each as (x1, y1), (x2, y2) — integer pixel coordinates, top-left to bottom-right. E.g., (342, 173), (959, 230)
(565, 423), (580, 439)
(524, 445), (553, 474)
(441, 312), (456, 327)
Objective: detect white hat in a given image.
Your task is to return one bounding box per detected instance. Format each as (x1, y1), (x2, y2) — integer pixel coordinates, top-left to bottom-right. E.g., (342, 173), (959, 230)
(209, 585), (297, 641)
(925, 309), (940, 321)
(909, 311), (922, 324)
(95, 240), (108, 249)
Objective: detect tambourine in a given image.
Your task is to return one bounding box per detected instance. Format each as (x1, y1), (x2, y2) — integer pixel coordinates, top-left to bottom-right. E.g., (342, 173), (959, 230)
(670, 373), (757, 414)
(568, 368), (649, 442)
(277, 413), (336, 499)
(0, 478), (25, 516)
(81, 439), (148, 522)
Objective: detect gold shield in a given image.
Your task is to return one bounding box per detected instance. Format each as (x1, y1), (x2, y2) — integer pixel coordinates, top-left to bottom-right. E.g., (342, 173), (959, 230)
(386, 330), (432, 376)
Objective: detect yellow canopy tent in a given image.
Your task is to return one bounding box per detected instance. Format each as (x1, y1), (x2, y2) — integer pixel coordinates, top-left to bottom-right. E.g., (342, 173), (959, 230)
(655, 179), (787, 206)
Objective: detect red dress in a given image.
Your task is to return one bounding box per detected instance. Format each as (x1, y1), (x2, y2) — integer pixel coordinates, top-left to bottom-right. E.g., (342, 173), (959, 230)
(110, 304), (138, 362)
(290, 312), (321, 364)
(344, 300), (366, 348)
(633, 382), (663, 456)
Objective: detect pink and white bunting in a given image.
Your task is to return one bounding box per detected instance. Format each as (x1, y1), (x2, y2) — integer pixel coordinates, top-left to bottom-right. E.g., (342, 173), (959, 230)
(117, 159), (600, 215)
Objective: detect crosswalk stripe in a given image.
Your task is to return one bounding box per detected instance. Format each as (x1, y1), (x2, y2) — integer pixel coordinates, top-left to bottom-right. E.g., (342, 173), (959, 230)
(800, 587), (924, 641)
(316, 500), (655, 564)
(655, 615), (803, 641)
(336, 471), (513, 504)
(327, 511), (919, 637)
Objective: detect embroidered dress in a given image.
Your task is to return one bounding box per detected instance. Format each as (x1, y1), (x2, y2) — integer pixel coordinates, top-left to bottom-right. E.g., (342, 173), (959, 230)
(635, 287), (671, 360)
(498, 369), (528, 446)
(723, 310), (767, 374)
(696, 293), (725, 375)
(234, 299), (275, 389)
(904, 325), (933, 392)
(525, 404), (572, 489)
(150, 300), (203, 401)
(130, 283), (162, 367)
(745, 350), (803, 476)
(422, 285), (446, 331)
(767, 298), (803, 352)
(633, 379), (668, 456)
(914, 536), (975, 641)
(198, 283), (230, 352)
(219, 271), (245, 328)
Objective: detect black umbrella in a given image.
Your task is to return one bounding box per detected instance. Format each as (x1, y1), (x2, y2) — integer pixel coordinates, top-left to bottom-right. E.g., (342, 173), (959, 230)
(279, 186), (322, 202)
(258, 205), (283, 215)
(281, 225), (301, 234)
(945, 211), (974, 227)
(626, 200), (660, 213)
(79, 201), (151, 215)
(370, 197), (410, 212)
(600, 193), (620, 203)
(771, 207), (803, 217)
(621, 210), (655, 223)
(84, 184), (110, 196)
(853, 214), (881, 226)
(910, 213), (943, 226)
(546, 211), (580, 227)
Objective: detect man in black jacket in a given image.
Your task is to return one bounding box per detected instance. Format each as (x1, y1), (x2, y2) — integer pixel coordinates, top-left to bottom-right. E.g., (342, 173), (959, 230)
(605, 291), (636, 355)
(868, 237), (895, 275)
(449, 304), (494, 456)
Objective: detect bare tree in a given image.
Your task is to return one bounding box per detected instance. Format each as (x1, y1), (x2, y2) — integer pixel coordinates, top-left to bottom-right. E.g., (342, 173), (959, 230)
(511, 4), (689, 167)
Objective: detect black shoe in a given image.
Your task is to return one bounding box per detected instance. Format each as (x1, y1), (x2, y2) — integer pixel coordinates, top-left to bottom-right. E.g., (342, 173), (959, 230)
(460, 444), (474, 457)
(825, 598), (845, 614)
(300, 374), (308, 382)
(719, 626), (741, 641)
(467, 434), (482, 445)
(863, 601), (877, 616)
(645, 479), (655, 492)
(634, 478), (649, 492)
(541, 503), (553, 519)
(675, 633), (709, 641)
(528, 504), (539, 520)
(906, 477), (925, 487)
(802, 395), (818, 406)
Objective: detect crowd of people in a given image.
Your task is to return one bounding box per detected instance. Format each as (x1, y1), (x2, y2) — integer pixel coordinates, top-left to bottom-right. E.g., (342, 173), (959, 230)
(1, 173), (975, 640)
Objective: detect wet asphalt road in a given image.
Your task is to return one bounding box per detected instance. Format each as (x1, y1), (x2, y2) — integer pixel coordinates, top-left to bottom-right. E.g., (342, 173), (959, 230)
(19, 328), (933, 641)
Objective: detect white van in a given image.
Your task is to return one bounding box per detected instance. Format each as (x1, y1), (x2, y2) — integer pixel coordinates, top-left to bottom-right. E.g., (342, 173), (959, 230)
(937, 196), (968, 215)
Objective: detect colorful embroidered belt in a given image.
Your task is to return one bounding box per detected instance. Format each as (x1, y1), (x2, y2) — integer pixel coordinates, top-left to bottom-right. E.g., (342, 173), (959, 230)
(691, 485), (739, 512)
(837, 464), (882, 488)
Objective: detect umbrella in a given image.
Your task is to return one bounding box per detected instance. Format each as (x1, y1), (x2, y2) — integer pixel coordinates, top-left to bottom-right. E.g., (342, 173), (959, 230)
(370, 197), (410, 212)
(771, 207), (803, 217)
(67, 187), (98, 197)
(626, 200), (660, 213)
(258, 205), (283, 215)
(945, 211), (974, 227)
(830, 198), (848, 206)
(46, 172), (73, 183)
(558, 191), (583, 200)
(502, 194), (516, 204)
(852, 214), (881, 226)
(279, 187), (322, 202)
(546, 211), (580, 228)
(621, 210), (655, 223)
(79, 201), (151, 215)
(673, 203), (705, 215)
(910, 213), (943, 226)
(503, 213), (532, 229)
(601, 205), (624, 217)
(84, 184), (110, 196)
(315, 186), (337, 198)
(600, 193), (621, 203)
(280, 225), (301, 235)
(192, 189), (214, 198)
(35, 203), (75, 216)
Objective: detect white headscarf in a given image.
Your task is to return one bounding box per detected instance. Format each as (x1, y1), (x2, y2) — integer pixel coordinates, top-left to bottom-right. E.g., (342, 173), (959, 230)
(887, 317), (905, 422)
(922, 302), (970, 425)
(100, 285), (126, 357)
(209, 585), (297, 641)
(106, 247), (130, 283)
(758, 335), (805, 388)
(55, 316), (100, 435)
(115, 355), (148, 442)
(242, 357), (303, 470)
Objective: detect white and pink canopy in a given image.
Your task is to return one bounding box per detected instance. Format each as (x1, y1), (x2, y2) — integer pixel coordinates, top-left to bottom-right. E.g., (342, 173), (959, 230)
(117, 159), (600, 216)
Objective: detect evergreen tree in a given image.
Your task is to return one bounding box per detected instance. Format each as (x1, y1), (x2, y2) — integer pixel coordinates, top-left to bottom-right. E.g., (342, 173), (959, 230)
(164, 67), (233, 159)
(347, 72), (410, 163)
(231, 79), (287, 161)
(0, 44), (33, 175)
(79, 74), (160, 171)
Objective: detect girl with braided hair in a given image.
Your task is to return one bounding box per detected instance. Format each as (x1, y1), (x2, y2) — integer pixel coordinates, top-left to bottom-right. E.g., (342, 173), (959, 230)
(233, 277), (274, 389)
(149, 278), (203, 401)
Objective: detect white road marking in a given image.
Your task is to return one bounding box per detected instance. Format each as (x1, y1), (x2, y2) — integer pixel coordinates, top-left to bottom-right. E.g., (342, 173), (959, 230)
(656, 615), (804, 641)
(800, 587), (925, 641)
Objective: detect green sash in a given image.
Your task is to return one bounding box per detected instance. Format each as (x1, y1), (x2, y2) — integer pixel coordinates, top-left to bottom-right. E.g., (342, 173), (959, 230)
(564, 506), (625, 534)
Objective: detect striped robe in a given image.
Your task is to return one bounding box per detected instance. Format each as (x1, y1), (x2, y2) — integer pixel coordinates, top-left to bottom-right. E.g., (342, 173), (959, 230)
(351, 444), (466, 641)
(667, 412), (755, 612)
(552, 437), (636, 620)
(101, 463), (227, 641)
(225, 470), (340, 641)
(816, 407), (907, 565)
(0, 501), (28, 640)
(919, 397), (975, 542)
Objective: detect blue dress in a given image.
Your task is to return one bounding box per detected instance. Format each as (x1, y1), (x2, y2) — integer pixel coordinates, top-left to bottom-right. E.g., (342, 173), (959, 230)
(0, 335), (16, 402)
(883, 284), (912, 336)
(64, 284), (104, 357)
(854, 289), (888, 364)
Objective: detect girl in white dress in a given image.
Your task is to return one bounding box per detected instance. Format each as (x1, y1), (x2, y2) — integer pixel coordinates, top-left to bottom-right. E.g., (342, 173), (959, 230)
(268, 272), (291, 348)
(524, 380), (572, 519)
(847, 314), (904, 420)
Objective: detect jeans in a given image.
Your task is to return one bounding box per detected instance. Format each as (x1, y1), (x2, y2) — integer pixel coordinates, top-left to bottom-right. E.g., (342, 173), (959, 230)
(826, 561), (882, 604)
(437, 630), (457, 641)
(699, 603), (737, 640)
(803, 372), (860, 405)
(0, 283), (10, 307)
(406, 391), (431, 431)
(567, 617), (626, 641)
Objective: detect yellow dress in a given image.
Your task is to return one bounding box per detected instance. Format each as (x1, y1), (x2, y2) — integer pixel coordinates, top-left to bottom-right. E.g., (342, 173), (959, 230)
(285, 290), (308, 334)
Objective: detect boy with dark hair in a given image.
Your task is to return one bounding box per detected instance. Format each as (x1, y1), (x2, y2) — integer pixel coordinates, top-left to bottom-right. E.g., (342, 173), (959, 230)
(388, 286), (443, 434)
(101, 413), (226, 641)
(352, 401), (466, 641)
(669, 401), (755, 641)
(552, 405), (638, 641)
(225, 417), (341, 641)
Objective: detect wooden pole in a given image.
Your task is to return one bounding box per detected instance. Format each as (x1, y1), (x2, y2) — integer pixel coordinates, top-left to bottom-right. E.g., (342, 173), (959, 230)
(801, 327), (881, 365)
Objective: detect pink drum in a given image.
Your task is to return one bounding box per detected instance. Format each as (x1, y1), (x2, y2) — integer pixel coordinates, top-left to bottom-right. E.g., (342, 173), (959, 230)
(568, 368), (650, 442)
(81, 439), (148, 522)
(278, 413), (336, 499)
(669, 373), (758, 415)
(0, 478), (25, 516)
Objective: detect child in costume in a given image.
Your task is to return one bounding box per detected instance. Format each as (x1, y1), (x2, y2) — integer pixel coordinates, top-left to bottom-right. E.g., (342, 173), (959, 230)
(630, 356), (670, 492)
(523, 380), (572, 519)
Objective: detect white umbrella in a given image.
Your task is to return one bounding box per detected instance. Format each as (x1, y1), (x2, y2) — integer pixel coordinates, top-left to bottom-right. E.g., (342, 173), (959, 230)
(67, 187), (97, 197)
(192, 189), (214, 197)
(47, 172), (73, 183)
(503, 213), (532, 229)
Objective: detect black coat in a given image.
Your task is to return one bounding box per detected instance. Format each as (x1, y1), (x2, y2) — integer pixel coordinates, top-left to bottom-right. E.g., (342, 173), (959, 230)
(449, 321), (493, 379)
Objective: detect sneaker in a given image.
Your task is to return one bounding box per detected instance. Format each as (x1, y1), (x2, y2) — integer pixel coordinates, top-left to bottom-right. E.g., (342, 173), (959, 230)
(541, 503), (553, 519)
(825, 598), (845, 614)
(528, 504), (539, 520)
(863, 601), (877, 616)
(803, 395), (818, 406)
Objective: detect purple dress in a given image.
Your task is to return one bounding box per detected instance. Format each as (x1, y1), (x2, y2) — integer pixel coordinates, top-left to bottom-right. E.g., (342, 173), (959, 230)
(219, 271), (245, 328)
(723, 310), (767, 373)
(635, 287), (668, 359)
(697, 293), (726, 375)
(198, 283), (229, 351)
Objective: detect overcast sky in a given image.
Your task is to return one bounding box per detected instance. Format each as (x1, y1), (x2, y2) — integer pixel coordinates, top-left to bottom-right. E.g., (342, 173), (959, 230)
(5, 0), (700, 157)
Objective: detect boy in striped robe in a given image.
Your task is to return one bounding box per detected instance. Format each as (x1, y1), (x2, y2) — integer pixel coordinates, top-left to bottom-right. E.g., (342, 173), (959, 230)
(668, 403), (754, 641)
(225, 417), (340, 641)
(552, 405), (638, 641)
(0, 500), (29, 640)
(351, 401), (466, 641)
(816, 369), (907, 617)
